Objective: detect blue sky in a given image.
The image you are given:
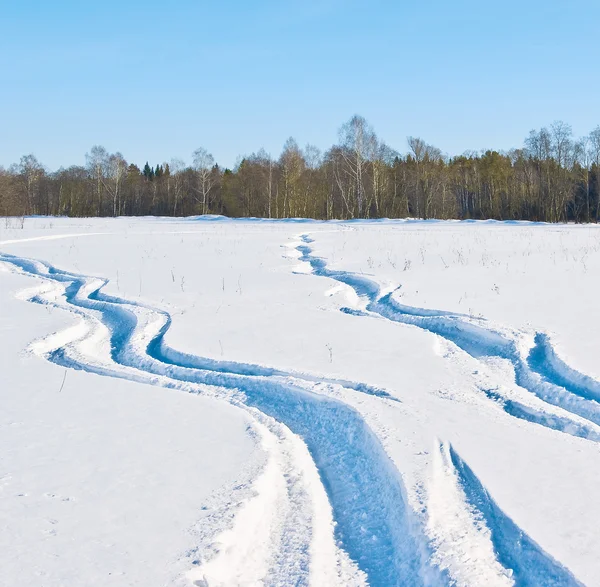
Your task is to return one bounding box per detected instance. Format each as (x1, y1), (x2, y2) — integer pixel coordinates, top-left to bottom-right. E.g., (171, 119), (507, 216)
(2, 0), (599, 170)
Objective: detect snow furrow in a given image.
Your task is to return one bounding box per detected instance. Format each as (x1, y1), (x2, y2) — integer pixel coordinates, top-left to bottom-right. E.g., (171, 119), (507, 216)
(3, 245), (585, 586)
(0, 252), (438, 587)
(187, 411), (364, 587)
(4, 252), (392, 399)
(448, 445), (583, 586)
(424, 442), (514, 587)
(296, 234), (600, 441)
(527, 333), (600, 404)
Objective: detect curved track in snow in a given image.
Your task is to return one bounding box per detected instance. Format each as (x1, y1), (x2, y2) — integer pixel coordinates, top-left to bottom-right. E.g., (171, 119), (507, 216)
(0, 246), (583, 586)
(295, 234), (600, 443)
(0, 252), (435, 586)
(424, 441), (581, 586)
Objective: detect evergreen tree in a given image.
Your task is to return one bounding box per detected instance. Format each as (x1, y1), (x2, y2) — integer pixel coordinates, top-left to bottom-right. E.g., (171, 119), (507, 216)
(143, 162), (154, 181)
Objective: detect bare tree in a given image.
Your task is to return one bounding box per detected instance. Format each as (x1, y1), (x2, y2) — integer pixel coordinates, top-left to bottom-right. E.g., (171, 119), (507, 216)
(279, 138), (304, 217)
(107, 152), (127, 217)
(551, 121), (573, 167)
(86, 145), (109, 216)
(339, 115), (377, 216)
(371, 142), (397, 217)
(588, 127), (600, 221)
(13, 154), (44, 214)
(192, 147), (215, 215)
(408, 137), (442, 218)
(302, 144), (323, 217)
(303, 144), (322, 169)
(169, 158), (186, 216)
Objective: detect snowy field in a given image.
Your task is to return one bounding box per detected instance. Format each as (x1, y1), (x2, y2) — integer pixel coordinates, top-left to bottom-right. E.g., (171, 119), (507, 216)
(2, 216), (600, 587)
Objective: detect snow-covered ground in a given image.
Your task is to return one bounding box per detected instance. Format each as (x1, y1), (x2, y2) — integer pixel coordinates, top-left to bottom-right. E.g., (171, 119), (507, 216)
(1, 216), (599, 586)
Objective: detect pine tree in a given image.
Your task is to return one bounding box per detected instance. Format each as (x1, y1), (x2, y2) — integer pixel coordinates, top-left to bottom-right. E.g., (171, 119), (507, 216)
(143, 162), (154, 181)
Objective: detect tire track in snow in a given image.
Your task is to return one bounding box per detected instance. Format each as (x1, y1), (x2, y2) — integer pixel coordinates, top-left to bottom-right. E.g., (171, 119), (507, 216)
(2, 248), (584, 585)
(7, 253), (392, 399)
(295, 234), (600, 442)
(447, 444), (583, 586)
(424, 442), (514, 587)
(0, 252), (441, 587)
(188, 410), (366, 587)
(528, 333), (600, 404)
(423, 442), (582, 587)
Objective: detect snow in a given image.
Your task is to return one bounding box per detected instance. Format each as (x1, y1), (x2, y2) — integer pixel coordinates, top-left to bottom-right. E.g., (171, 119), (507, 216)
(0, 268), (260, 586)
(1, 216), (600, 586)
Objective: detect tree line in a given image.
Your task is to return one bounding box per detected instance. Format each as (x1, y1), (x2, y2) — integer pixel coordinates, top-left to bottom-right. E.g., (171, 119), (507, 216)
(2, 116), (600, 222)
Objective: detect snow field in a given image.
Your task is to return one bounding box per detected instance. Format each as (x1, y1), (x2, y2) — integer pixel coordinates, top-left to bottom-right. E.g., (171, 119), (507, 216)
(2, 217), (600, 586)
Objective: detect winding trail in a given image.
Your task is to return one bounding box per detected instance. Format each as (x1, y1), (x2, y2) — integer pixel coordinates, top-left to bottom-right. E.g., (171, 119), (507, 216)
(0, 251), (438, 587)
(0, 240), (584, 586)
(296, 234), (600, 443)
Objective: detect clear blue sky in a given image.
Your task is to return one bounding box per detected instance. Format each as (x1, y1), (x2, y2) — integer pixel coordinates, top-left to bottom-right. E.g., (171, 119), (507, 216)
(2, 0), (599, 170)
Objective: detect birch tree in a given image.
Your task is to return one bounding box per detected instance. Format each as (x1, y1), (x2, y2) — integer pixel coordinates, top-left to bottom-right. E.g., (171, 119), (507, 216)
(338, 115), (377, 217)
(192, 147), (215, 215)
(15, 154), (44, 214)
(108, 152), (127, 217)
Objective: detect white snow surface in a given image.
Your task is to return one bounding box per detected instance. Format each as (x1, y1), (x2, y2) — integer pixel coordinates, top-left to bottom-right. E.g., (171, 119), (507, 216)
(1, 216), (600, 586)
